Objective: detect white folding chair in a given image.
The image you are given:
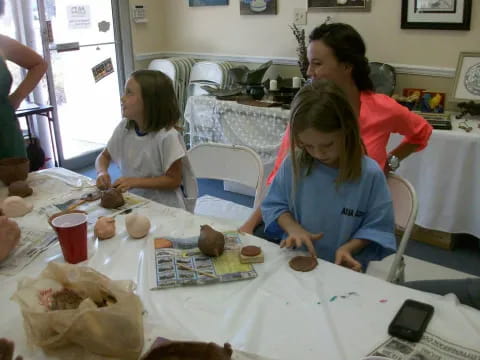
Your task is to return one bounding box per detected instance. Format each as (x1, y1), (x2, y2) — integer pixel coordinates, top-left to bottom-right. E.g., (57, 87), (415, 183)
(367, 173), (418, 283)
(187, 143), (264, 225)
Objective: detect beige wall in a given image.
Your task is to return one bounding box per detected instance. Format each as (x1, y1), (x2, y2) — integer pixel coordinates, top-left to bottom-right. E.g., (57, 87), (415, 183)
(130, 0), (479, 69)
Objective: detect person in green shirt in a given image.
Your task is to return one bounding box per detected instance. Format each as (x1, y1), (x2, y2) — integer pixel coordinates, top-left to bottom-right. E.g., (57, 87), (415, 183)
(0, 0), (47, 160)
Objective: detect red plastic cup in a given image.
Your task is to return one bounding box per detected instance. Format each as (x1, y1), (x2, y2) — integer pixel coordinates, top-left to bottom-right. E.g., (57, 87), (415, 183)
(51, 213), (88, 264)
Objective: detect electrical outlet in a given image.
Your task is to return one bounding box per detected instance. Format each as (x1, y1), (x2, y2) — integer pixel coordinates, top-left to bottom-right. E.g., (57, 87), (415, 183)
(294, 8), (307, 26)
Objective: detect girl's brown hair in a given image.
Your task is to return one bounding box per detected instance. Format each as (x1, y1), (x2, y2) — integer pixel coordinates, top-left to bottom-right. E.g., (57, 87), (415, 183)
(127, 70), (180, 132)
(289, 79), (363, 185)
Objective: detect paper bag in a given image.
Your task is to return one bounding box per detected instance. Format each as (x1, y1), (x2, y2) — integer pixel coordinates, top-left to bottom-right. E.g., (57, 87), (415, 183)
(11, 262), (144, 359)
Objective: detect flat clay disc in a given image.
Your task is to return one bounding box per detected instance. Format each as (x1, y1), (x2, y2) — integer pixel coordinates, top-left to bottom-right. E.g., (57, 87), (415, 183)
(82, 191), (101, 201)
(241, 245), (261, 257)
(289, 256), (318, 272)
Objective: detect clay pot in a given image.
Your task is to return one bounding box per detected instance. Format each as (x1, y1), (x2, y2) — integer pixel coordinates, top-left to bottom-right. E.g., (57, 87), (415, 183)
(0, 157), (29, 186)
(198, 225), (225, 257)
(100, 188), (125, 209)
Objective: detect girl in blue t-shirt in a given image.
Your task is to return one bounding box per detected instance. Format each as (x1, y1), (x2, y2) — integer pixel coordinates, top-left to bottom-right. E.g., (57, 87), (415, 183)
(261, 79), (396, 271)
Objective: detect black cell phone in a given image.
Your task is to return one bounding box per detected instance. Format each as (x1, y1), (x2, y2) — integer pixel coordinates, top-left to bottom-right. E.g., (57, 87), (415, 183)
(388, 299), (434, 342)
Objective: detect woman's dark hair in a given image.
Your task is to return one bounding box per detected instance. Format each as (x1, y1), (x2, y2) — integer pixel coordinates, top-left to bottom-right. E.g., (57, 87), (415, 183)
(127, 69), (180, 133)
(309, 23), (374, 91)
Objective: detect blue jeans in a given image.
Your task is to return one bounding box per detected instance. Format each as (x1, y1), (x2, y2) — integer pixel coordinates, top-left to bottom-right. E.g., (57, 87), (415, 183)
(403, 278), (480, 310)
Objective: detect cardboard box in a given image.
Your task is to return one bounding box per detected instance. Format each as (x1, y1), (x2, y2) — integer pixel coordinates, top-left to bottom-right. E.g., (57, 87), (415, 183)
(396, 225), (455, 250)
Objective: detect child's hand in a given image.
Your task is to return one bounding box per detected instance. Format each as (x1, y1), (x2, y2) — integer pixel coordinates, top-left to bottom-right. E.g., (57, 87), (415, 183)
(335, 246), (362, 272)
(96, 171), (111, 190)
(113, 177), (137, 192)
(280, 229), (322, 258)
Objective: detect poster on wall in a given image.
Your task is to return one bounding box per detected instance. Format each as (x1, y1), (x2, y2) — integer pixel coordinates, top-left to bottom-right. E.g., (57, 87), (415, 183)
(240, 0), (277, 15)
(67, 5), (91, 29)
(452, 52), (480, 101)
(401, 0), (472, 30)
(307, 0), (370, 10)
(189, 0), (228, 6)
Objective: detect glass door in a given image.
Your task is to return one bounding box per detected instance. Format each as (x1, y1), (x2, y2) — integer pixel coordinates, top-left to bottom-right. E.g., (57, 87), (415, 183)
(37, 0), (125, 169)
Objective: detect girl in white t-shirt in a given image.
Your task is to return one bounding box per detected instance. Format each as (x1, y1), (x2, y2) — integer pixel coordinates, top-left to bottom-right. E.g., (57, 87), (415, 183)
(95, 70), (197, 211)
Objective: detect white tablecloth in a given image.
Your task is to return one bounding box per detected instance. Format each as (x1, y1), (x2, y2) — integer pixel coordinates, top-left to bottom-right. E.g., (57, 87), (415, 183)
(1, 168), (480, 360)
(388, 116), (480, 238)
(184, 96), (289, 165)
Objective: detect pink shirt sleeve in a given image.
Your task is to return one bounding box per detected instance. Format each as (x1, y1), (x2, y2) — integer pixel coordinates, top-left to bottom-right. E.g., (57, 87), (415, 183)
(266, 126), (290, 186)
(391, 102), (433, 151)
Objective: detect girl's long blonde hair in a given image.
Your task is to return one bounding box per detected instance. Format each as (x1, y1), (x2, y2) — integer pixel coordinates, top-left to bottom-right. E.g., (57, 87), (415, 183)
(289, 79), (364, 186)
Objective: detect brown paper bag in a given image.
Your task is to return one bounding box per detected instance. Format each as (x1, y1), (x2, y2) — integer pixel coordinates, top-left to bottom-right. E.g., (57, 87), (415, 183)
(11, 262), (144, 359)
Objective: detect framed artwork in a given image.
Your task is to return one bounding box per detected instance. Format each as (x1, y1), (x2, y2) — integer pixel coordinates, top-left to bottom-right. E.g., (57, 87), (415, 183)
(401, 0), (472, 30)
(307, 0), (371, 11)
(452, 52), (480, 101)
(240, 0), (277, 15)
(189, 0), (228, 6)
(420, 91), (446, 113)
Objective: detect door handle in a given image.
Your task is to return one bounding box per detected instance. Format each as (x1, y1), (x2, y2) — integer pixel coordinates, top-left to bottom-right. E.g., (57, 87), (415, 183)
(50, 42), (80, 52)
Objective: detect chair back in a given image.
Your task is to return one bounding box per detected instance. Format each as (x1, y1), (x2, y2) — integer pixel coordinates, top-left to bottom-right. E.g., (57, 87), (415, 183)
(369, 62), (396, 96)
(386, 173), (418, 282)
(187, 143), (264, 208)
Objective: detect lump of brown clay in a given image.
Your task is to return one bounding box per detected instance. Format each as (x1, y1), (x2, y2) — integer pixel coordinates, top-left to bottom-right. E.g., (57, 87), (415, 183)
(289, 256), (318, 272)
(0, 157), (29, 185)
(141, 337), (233, 360)
(198, 225), (225, 257)
(241, 245), (261, 257)
(100, 188), (125, 209)
(1, 196), (33, 218)
(8, 180), (33, 197)
(125, 214), (151, 239)
(94, 216), (116, 240)
(0, 216), (21, 262)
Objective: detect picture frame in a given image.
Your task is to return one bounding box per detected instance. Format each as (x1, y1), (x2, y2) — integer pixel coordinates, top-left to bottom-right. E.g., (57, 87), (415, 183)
(401, 0), (472, 30)
(240, 0), (277, 15)
(452, 52), (480, 102)
(189, 0), (228, 6)
(307, 0), (371, 11)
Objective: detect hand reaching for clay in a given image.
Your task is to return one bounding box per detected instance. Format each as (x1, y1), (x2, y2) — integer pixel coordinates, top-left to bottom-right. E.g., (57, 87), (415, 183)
(335, 246), (362, 272)
(113, 177), (138, 192)
(280, 228), (322, 258)
(96, 171), (111, 190)
(0, 339), (23, 360)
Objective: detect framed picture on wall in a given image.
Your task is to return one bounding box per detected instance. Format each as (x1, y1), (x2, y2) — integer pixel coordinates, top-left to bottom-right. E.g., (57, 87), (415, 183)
(307, 0), (371, 11)
(401, 0), (472, 30)
(452, 52), (480, 101)
(240, 0), (277, 15)
(189, 0), (228, 6)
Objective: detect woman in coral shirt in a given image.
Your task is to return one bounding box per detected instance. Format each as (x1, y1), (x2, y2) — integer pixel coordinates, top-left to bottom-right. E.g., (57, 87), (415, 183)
(240, 22), (432, 240)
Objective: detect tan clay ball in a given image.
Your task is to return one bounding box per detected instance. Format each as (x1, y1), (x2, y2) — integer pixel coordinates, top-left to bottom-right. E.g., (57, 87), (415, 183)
(125, 214), (151, 239)
(0, 216), (21, 261)
(1, 196), (33, 218)
(94, 216), (116, 240)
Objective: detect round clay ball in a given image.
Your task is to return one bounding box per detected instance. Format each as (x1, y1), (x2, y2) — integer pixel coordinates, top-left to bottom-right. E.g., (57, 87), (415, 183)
(125, 214), (151, 239)
(100, 188), (125, 209)
(1, 196), (33, 218)
(198, 225), (225, 257)
(94, 216), (116, 240)
(8, 180), (33, 197)
(289, 256), (318, 272)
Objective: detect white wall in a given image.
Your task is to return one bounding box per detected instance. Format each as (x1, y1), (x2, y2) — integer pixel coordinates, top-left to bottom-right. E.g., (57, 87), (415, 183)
(130, 0), (479, 69)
